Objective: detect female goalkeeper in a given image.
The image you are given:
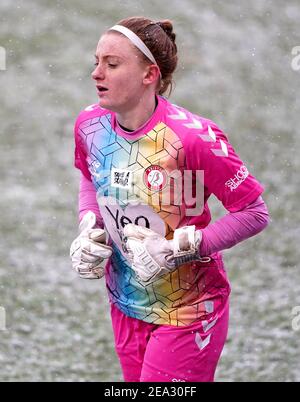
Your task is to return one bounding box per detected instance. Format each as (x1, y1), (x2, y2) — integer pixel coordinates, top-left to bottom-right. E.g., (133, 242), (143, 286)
(70, 16), (270, 382)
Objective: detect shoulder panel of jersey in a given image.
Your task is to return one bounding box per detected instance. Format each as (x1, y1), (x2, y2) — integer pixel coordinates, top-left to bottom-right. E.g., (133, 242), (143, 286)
(74, 103), (112, 180)
(163, 101), (229, 166)
(163, 101), (264, 212)
(74, 103), (111, 132)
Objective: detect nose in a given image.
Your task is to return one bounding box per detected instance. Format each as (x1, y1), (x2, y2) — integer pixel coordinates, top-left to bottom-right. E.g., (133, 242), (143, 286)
(91, 64), (105, 81)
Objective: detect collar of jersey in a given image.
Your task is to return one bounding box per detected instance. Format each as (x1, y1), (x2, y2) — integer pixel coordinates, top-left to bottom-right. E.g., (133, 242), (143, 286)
(111, 95), (166, 140)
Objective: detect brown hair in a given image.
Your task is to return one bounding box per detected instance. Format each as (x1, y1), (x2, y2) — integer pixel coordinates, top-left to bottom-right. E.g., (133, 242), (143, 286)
(109, 16), (178, 96)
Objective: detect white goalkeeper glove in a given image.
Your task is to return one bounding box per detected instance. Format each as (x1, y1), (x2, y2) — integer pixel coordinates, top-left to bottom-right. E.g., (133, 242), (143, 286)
(122, 224), (210, 284)
(70, 211), (112, 279)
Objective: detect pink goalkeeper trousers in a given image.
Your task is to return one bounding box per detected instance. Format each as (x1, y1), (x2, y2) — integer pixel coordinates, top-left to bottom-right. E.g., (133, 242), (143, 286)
(110, 301), (229, 382)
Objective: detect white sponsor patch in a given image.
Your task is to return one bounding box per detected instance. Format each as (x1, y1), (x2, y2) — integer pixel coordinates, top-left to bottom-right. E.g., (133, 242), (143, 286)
(111, 168), (133, 189)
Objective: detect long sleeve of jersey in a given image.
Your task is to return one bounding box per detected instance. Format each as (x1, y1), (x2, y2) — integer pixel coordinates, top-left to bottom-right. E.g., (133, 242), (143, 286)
(78, 173), (103, 227)
(199, 196), (270, 256)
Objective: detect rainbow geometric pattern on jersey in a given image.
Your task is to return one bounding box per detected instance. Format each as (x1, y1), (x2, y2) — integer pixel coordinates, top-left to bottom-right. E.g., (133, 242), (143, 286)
(78, 113), (226, 326)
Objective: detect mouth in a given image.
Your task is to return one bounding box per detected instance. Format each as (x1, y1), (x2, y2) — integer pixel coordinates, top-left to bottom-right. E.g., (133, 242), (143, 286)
(96, 85), (108, 94)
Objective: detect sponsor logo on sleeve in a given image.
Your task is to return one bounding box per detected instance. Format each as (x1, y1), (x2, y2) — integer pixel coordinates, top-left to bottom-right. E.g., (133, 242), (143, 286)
(225, 165), (249, 191)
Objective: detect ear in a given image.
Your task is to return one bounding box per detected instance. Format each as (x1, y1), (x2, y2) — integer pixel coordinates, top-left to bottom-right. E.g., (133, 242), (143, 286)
(143, 64), (161, 86)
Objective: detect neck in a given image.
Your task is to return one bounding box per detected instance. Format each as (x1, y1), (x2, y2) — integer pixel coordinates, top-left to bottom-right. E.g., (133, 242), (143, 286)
(116, 92), (157, 131)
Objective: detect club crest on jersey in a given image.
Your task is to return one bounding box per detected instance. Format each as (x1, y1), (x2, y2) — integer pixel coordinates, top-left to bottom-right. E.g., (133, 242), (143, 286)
(144, 165), (167, 191)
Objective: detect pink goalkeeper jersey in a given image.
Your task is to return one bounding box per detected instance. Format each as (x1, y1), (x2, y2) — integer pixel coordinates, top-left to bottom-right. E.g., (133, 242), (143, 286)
(74, 95), (264, 326)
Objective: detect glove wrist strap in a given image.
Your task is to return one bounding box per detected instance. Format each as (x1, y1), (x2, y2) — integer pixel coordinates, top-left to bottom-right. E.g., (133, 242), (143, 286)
(173, 225), (201, 256)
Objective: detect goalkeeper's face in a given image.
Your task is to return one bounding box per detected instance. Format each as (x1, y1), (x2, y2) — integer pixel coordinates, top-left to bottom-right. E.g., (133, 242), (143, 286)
(91, 33), (157, 115)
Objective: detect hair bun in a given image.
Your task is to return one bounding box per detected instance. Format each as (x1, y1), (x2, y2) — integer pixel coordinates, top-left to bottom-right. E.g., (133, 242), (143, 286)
(116, 16), (178, 96)
(157, 20), (176, 43)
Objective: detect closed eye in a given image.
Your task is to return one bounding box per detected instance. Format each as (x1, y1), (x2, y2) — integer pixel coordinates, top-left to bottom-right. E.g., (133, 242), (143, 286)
(93, 62), (117, 68)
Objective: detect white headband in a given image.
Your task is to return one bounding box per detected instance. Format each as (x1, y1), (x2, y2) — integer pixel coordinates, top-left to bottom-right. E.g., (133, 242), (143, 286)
(108, 24), (159, 67)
